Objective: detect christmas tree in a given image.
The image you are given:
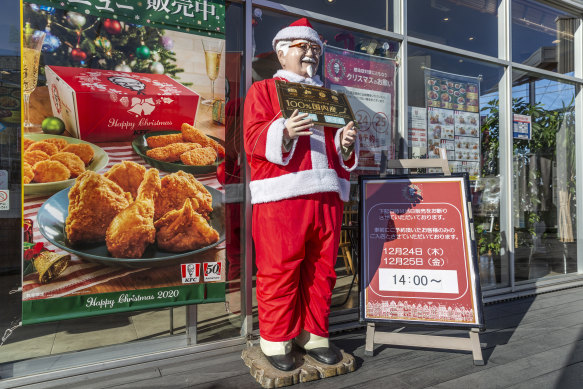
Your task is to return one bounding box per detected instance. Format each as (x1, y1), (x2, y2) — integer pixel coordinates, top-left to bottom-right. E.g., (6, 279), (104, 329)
(24, 3), (188, 85)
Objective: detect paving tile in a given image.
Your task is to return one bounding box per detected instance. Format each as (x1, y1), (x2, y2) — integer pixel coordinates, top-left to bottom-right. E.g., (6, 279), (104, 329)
(131, 308), (186, 339)
(0, 322), (58, 363)
(50, 314), (138, 354)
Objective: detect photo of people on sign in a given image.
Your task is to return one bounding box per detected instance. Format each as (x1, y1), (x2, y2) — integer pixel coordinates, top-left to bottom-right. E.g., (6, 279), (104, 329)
(22, 0), (227, 325)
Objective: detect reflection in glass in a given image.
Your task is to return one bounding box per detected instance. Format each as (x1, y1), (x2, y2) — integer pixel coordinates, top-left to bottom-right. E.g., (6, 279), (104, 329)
(267, 0), (391, 31)
(252, 9), (399, 83)
(407, 0), (500, 57)
(407, 45), (506, 288)
(512, 0), (579, 75)
(512, 72), (577, 281)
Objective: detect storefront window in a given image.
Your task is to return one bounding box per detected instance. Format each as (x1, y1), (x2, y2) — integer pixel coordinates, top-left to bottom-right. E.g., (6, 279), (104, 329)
(512, 71), (577, 282)
(512, 0), (579, 75)
(270, 0), (392, 31)
(407, 44), (507, 289)
(407, 0), (500, 57)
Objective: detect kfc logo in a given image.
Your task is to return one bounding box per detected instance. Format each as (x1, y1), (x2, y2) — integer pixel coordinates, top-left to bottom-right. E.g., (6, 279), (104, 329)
(181, 263), (200, 283)
(203, 262), (222, 282)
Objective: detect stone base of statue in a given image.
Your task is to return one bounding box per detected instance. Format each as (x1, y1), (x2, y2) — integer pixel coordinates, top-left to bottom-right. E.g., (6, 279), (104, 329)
(241, 344), (355, 388)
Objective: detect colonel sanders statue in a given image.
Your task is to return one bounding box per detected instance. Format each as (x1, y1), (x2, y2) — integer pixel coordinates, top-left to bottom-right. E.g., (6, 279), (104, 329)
(244, 18), (359, 371)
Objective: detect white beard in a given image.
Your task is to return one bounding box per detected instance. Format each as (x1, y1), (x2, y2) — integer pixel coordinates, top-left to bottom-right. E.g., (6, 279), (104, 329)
(306, 64), (315, 78)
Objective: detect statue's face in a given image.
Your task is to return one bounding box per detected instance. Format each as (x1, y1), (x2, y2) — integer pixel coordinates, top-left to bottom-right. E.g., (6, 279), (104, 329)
(277, 39), (320, 78)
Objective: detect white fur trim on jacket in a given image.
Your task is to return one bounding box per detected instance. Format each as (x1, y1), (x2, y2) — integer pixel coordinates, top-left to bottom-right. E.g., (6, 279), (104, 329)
(249, 169), (350, 204)
(272, 26), (323, 51)
(265, 118), (298, 165)
(273, 70), (323, 86)
(309, 126), (328, 169)
(334, 128), (359, 172)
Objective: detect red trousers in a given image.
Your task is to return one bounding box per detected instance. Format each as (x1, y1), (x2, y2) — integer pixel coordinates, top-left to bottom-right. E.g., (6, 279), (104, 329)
(253, 192), (343, 342)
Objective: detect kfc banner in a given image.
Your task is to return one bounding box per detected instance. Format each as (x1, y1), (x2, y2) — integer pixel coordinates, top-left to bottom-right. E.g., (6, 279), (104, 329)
(22, 1), (227, 324)
(323, 46), (396, 174)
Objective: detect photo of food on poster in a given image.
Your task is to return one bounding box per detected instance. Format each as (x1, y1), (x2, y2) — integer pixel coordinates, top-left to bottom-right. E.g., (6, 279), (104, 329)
(424, 69), (481, 180)
(408, 107), (427, 159)
(323, 46), (396, 175)
(21, 0), (228, 325)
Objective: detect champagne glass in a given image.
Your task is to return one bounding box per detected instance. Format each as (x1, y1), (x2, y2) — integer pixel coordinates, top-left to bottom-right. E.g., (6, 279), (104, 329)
(201, 39), (224, 105)
(22, 29), (45, 128)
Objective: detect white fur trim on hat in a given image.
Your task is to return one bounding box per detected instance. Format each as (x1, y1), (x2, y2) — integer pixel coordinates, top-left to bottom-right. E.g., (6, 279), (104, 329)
(272, 26), (323, 52)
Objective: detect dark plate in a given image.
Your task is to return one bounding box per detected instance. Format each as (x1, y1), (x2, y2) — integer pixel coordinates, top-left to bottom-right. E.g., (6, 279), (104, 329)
(0, 95), (19, 110)
(37, 186), (225, 268)
(132, 130), (224, 175)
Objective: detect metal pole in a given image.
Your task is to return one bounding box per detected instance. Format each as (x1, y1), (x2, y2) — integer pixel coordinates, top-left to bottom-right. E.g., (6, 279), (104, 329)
(186, 304), (197, 346)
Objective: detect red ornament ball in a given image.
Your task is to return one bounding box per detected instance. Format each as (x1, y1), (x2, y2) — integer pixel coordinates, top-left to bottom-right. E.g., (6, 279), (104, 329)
(103, 18), (122, 35)
(216, 161), (225, 185)
(71, 48), (87, 61)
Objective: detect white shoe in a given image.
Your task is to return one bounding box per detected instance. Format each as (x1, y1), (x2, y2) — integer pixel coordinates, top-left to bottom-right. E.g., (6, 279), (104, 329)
(294, 330), (329, 350)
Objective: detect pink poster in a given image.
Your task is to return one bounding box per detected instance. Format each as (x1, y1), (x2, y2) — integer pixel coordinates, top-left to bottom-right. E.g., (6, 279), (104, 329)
(324, 47), (396, 174)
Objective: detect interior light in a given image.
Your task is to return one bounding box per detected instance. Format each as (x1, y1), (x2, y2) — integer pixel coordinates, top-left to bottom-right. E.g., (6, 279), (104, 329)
(443, 17), (449, 21)
(469, 37), (474, 41)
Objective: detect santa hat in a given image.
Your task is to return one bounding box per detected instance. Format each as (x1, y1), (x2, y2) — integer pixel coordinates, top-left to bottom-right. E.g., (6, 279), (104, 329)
(272, 18), (323, 52)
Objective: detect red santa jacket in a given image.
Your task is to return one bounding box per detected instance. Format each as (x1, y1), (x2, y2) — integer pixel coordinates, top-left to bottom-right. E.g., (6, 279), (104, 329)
(244, 70), (359, 204)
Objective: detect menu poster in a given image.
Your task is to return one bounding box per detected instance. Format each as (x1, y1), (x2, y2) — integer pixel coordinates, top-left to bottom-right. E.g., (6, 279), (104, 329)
(324, 46), (396, 174)
(408, 107), (427, 158)
(359, 174), (485, 328)
(424, 69), (481, 180)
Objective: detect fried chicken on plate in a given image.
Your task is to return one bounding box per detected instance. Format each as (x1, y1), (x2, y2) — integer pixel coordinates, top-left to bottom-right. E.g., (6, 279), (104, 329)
(146, 133), (183, 148)
(181, 123), (225, 158)
(51, 152), (85, 178)
(106, 168), (161, 258)
(154, 198), (219, 252)
(23, 163), (34, 184)
(44, 137), (69, 150)
(27, 141), (58, 156)
(154, 171), (212, 220)
(146, 142), (200, 163)
(33, 160), (70, 183)
(104, 161), (146, 199)
(62, 143), (95, 165)
(24, 150), (49, 166)
(65, 171), (133, 245)
(179, 147), (217, 166)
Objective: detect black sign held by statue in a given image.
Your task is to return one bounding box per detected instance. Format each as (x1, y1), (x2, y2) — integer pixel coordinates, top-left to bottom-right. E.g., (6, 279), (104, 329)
(275, 80), (357, 128)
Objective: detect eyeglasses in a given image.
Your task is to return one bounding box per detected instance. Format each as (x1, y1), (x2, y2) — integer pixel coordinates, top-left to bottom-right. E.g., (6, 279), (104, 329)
(288, 42), (322, 55)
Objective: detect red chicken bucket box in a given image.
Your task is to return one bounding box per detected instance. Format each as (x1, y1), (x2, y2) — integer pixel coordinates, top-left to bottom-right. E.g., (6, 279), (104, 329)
(45, 66), (200, 142)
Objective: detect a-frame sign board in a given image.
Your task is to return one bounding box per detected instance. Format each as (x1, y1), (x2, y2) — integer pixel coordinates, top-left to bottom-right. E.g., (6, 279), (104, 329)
(360, 149), (485, 365)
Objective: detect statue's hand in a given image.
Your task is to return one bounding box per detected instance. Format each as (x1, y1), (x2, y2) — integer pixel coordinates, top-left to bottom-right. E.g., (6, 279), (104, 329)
(284, 109), (313, 141)
(341, 121), (357, 149)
